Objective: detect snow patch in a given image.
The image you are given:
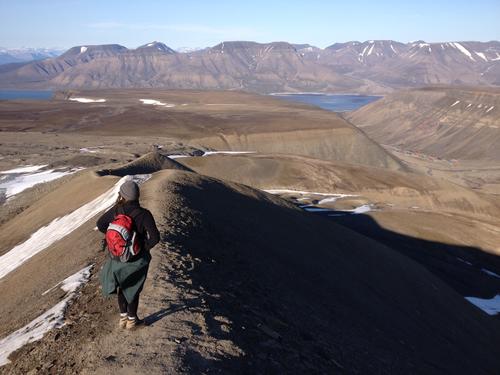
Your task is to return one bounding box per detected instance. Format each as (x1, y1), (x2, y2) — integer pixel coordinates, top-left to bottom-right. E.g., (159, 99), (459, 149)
(167, 154), (191, 159)
(465, 295), (500, 315)
(317, 194), (356, 205)
(451, 42), (475, 61)
(481, 268), (500, 279)
(359, 45), (370, 61)
(69, 98), (106, 103)
(457, 257), (473, 266)
(326, 204), (373, 216)
(139, 99), (175, 107)
(0, 168), (82, 198)
(80, 46), (87, 53)
(79, 148), (98, 154)
(486, 106), (494, 113)
(475, 52), (488, 61)
(351, 204), (371, 214)
(0, 175), (150, 280)
(408, 50), (419, 59)
(264, 189), (341, 197)
(450, 100), (460, 107)
(203, 151), (256, 156)
(0, 165), (47, 174)
(0, 265), (93, 366)
(390, 44), (397, 53)
(303, 207), (332, 212)
(367, 44), (375, 56)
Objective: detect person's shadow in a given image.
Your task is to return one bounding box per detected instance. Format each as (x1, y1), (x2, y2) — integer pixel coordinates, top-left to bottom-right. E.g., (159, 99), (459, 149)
(144, 297), (204, 326)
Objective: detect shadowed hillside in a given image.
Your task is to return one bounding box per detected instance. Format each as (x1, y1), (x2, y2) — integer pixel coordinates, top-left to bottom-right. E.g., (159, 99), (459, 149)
(2, 166), (499, 374)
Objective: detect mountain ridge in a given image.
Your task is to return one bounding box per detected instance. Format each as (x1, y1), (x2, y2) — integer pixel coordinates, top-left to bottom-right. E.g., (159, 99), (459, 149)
(0, 39), (498, 93)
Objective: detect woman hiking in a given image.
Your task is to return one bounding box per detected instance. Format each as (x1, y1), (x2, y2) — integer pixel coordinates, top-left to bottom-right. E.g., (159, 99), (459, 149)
(97, 180), (160, 330)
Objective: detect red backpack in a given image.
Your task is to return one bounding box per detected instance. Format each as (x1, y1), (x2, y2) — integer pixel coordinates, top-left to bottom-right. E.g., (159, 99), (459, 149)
(105, 208), (141, 262)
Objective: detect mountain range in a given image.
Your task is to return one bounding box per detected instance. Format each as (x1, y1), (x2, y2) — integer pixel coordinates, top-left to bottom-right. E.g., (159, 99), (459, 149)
(0, 40), (498, 93)
(0, 47), (64, 65)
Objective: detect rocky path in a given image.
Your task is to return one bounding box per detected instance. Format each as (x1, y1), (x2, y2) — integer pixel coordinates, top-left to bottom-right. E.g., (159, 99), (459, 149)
(4, 172), (242, 374)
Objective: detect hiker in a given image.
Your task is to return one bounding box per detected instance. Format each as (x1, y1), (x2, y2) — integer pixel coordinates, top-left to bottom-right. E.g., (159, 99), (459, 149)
(97, 180), (160, 329)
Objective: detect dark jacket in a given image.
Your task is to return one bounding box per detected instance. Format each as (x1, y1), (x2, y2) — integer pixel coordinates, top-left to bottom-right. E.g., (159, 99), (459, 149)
(97, 200), (160, 303)
(97, 200), (160, 254)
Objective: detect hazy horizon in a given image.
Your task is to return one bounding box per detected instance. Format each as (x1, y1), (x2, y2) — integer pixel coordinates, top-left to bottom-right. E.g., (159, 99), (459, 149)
(1, 0), (499, 49)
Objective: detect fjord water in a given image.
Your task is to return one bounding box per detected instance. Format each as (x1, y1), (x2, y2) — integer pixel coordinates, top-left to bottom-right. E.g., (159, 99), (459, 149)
(272, 93), (381, 112)
(0, 90), (53, 100)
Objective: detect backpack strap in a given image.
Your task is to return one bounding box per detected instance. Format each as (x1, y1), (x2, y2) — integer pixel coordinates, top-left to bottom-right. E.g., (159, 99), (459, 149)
(128, 207), (142, 220)
(115, 204), (125, 216)
(115, 205), (140, 217)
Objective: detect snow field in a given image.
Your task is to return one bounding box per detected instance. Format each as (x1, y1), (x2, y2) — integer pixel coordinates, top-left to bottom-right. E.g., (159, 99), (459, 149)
(264, 189), (371, 215)
(69, 98), (106, 103)
(0, 165), (47, 174)
(465, 295), (500, 316)
(0, 174), (150, 280)
(0, 265), (93, 366)
(0, 167), (83, 198)
(139, 99), (175, 107)
(450, 42), (476, 61)
(0, 173), (152, 363)
(202, 151), (256, 156)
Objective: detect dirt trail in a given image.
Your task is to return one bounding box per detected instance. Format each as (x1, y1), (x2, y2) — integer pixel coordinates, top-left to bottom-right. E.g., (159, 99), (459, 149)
(3, 171), (242, 374)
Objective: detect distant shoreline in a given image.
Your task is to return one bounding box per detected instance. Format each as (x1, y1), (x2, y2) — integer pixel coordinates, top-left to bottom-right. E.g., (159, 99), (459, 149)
(269, 92), (384, 97)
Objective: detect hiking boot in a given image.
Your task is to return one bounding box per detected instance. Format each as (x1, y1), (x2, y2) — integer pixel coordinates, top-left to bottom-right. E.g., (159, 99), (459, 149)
(126, 317), (144, 330)
(119, 315), (128, 329)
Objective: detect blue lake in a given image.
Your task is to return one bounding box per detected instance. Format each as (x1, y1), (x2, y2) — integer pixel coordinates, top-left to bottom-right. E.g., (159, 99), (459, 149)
(271, 93), (381, 112)
(0, 90), (53, 100)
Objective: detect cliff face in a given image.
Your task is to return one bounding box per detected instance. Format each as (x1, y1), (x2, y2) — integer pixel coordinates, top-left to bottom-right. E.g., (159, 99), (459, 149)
(347, 87), (500, 161)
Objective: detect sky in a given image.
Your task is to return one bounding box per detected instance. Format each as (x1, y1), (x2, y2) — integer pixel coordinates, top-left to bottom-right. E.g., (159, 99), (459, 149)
(1, 0), (499, 50)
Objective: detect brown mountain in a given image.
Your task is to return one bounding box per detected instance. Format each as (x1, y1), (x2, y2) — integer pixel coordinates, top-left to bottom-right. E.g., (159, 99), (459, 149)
(309, 40), (500, 88)
(1, 40), (498, 93)
(346, 86), (500, 161)
(0, 41), (375, 93)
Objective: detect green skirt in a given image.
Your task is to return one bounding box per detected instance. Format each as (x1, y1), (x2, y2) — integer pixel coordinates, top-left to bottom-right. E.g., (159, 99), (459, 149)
(100, 252), (151, 303)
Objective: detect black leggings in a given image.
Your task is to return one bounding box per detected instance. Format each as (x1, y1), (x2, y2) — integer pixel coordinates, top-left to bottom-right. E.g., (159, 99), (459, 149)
(117, 288), (140, 318)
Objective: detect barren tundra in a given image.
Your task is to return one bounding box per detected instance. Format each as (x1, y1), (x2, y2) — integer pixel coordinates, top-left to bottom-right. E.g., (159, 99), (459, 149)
(0, 90), (499, 374)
